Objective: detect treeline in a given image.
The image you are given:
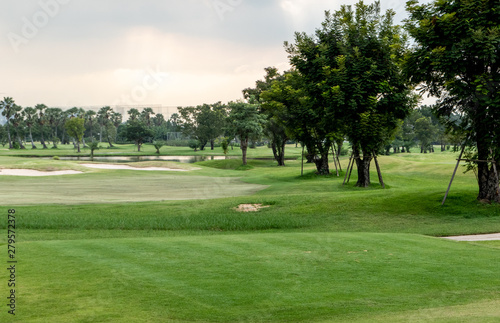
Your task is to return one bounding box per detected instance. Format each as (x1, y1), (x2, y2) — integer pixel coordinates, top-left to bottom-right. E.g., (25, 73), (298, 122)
(0, 101), (181, 150)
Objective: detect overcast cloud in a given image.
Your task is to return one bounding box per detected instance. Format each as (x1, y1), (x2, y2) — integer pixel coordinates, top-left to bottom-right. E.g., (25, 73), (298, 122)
(0, 0), (412, 109)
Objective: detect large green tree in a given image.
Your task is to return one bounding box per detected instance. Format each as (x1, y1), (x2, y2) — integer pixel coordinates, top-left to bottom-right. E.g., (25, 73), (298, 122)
(287, 0), (415, 185)
(405, 0), (500, 202)
(244, 67), (290, 167)
(227, 101), (264, 165)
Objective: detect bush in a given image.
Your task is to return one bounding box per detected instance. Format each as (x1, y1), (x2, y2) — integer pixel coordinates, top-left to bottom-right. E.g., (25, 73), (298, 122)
(188, 139), (200, 151)
(11, 142), (20, 149)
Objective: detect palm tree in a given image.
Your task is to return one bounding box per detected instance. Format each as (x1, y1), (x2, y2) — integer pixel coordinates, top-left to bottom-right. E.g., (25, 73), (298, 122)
(22, 107), (38, 149)
(127, 108), (140, 122)
(84, 110), (97, 141)
(45, 108), (63, 148)
(106, 112), (122, 147)
(35, 104), (49, 149)
(97, 106), (112, 143)
(140, 107), (155, 126)
(0, 97), (16, 148)
(11, 104), (25, 149)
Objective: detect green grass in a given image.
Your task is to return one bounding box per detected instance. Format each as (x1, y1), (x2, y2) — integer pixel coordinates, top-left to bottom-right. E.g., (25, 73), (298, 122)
(0, 147), (499, 322)
(1, 233), (499, 322)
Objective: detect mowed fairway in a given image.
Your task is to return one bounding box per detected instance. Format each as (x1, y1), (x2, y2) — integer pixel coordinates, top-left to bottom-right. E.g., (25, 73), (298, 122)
(1, 147), (500, 322)
(3, 233), (500, 322)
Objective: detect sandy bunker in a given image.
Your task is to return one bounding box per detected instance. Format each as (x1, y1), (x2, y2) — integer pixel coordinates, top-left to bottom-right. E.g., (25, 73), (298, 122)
(80, 164), (189, 171)
(0, 169), (83, 176)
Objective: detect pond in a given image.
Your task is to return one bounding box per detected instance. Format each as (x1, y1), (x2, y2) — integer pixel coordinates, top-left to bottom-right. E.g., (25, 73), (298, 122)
(42, 156), (234, 164)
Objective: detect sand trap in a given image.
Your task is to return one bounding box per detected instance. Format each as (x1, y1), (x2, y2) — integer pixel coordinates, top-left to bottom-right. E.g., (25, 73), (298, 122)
(443, 233), (500, 241)
(0, 169), (83, 176)
(80, 164), (188, 171)
(234, 204), (270, 212)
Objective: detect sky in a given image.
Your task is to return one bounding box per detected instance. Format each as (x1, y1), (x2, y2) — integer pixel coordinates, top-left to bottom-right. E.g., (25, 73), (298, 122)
(0, 0), (414, 109)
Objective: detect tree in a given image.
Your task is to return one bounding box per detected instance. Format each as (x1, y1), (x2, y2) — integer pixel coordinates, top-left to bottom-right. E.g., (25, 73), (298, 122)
(122, 121), (153, 152)
(140, 107), (155, 127)
(22, 107), (38, 149)
(87, 141), (100, 160)
(286, 1), (415, 184)
(11, 104), (25, 149)
(245, 67), (290, 166)
(97, 106), (112, 143)
(0, 97), (16, 148)
(227, 101), (264, 165)
(84, 110), (97, 141)
(414, 116), (437, 153)
(178, 103), (227, 151)
(45, 108), (63, 148)
(64, 117), (85, 153)
(405, 0), (500, 202)
(153, 140), (165, 154)
(35, 104), (49, 149)
(127, 108), (140, 122)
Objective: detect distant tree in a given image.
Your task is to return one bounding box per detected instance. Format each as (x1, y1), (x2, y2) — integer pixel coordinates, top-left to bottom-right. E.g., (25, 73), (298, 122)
(127, 108), (140, 122)
(414, 117), (437, 153)
(169, 113), (180, 131)
(11, 104), (25, 149)
(107, 112), (122, 147)
(227, 101), (264, 165)
(45, 108), (64, 147)
(35, 104), (49, 149)
(64, 117), (85, 153)
(153, 140), (165, 154)
(97, 106), (113, 143)
(178, 103), (227, 151)
(122, 121), (153, 152)
(0, 97), (16, 148)
(87, 141), (100, 160)
(22, 107), (38, 149)
(140, 107), (155, 127)
(84, 110), (97, 141)
(245, 67), (289, 166)
(405, 0), (500, 202)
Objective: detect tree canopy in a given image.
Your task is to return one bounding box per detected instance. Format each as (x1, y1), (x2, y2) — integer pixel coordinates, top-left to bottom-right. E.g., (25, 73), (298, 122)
(405, 0), (500, 202)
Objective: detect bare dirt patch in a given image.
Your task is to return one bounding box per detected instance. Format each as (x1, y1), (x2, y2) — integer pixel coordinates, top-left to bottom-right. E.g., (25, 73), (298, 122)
(0, 169), (83, 176)
(80, 164), (189, 171)
(234, 204), (270, 212)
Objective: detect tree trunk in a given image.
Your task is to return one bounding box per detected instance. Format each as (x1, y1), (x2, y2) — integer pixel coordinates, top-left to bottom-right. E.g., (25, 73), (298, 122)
(40, 129), (48, 149)
(6, 126), (12, 149)
(314, 152), (330, 175)
(272, 139), (286, 167)
(107, 136), (114, 148)
(29, 127), (36, 149)
(241, 137), (249, 165)
(77, 142), (81, 153)
(210, 140), (214, 150)
(16, 134), (26, 149)
(355, 149), (372, 187)
(477, 162), (500, 203)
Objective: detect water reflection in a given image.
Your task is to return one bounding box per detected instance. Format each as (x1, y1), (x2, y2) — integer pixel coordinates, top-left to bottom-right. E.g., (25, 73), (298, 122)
(44, 156), (234, 164)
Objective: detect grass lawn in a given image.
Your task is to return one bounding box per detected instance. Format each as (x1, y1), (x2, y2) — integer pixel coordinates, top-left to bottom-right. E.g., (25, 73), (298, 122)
(0, 146), (499, 322)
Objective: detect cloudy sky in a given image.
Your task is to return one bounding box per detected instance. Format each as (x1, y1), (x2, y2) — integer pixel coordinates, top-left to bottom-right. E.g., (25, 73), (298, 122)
(1, 0), (412, 109)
